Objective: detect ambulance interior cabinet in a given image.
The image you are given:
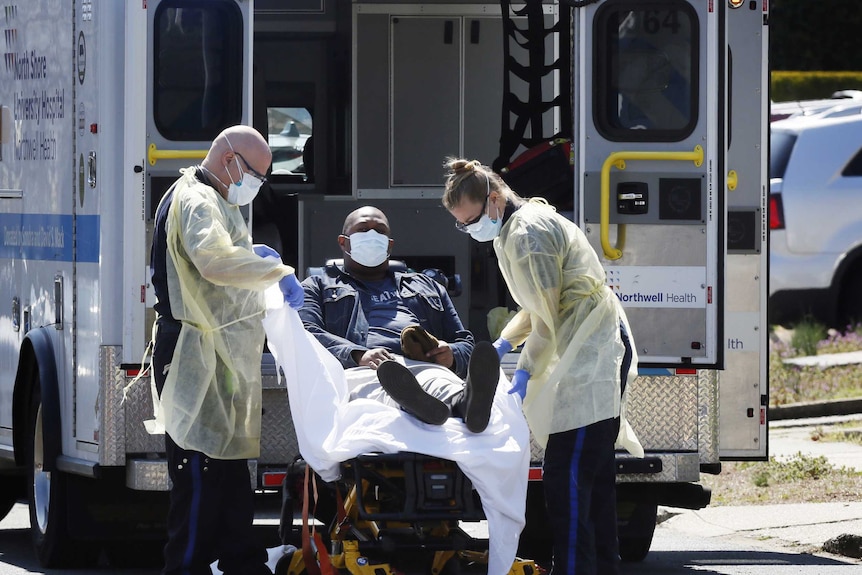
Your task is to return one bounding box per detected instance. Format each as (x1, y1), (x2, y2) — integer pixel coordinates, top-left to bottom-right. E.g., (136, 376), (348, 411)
(354, 8), (506, 193)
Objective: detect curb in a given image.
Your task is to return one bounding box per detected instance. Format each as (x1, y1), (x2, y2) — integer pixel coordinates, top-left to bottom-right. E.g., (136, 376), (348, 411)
(770, 398), (862, 421)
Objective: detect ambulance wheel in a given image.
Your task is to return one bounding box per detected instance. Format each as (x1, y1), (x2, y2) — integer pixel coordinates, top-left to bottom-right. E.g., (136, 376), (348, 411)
(27, 388), (98, 567)
(617, 501), (657, 563)
(618, 533), (653, 563)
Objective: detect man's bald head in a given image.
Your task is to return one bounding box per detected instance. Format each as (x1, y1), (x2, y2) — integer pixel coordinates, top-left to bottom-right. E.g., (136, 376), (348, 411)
(211, 125), (270, 160)
(202, 125), (272, 198)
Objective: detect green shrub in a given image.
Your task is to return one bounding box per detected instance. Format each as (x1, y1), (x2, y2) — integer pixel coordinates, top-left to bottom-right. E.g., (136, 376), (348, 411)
(771, 71), (862, 102)
(771, 453), (836, 481)
(750, 453), (844, 488)
(789, 318), (827, 356)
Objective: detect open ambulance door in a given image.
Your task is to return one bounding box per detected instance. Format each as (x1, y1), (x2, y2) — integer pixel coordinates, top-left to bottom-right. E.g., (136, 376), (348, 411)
(719, 1), (769, 461)
(574, 0), (768, 459)
(139, 0), (254, 356)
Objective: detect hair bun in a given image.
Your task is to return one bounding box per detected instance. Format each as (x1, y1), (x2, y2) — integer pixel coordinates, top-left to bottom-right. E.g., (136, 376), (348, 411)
(446, 157), (483, 175)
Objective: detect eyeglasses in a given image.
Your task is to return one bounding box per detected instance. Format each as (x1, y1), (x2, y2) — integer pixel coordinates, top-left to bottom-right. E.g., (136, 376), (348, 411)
(454, 195), (488, 233)
(235, 152), (268, 186)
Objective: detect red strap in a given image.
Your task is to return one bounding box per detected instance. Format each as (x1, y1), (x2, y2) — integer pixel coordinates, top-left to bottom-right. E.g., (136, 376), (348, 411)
(300, 465), (335, 575)
(301, 465), (322, 575)
(314, 532), (334, 575)
(506, 137), (572, 171)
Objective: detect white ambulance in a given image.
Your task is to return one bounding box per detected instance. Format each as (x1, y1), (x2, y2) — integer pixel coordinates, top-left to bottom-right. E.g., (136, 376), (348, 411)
(0, 0), (768, 567)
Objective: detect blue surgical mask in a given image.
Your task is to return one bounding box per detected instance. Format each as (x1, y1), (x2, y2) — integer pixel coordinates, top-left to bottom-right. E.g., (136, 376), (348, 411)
(346, 229), (390, 267)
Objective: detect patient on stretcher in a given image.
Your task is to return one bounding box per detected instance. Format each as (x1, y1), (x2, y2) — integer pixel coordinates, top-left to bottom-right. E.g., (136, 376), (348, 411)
(298, 206), (498, 433)
(261, 206), (531, 575)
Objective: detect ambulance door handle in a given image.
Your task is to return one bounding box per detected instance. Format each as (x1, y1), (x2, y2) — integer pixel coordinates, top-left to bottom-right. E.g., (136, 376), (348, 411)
(54, 275), (63, 329)
(87, 151), (97, 188)
(600, 146), (704, 260)
(727, 169), (738, 191)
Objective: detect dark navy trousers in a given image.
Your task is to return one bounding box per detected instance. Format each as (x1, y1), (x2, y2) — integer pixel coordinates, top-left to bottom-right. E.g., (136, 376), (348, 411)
(542, 323), (633, 575)
(154, 321), (270, 575)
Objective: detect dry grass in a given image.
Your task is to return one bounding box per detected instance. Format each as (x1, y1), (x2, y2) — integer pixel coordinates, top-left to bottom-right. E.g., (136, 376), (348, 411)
(821, 423), (862, 446)
(703, 453), (862, 506)
(698, 322), (862, 506)
(770, 322), (862, 405)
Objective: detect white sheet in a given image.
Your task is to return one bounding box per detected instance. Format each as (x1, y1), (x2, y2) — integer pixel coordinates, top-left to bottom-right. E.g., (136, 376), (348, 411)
(261, 290), (530, 575)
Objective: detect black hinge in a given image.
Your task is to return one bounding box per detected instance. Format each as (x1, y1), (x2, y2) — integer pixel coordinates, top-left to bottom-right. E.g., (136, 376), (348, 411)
(617, 457), (663, 474)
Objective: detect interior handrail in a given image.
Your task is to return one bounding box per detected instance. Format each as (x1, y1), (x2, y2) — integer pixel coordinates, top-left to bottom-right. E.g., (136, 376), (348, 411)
(148, 143), (208, 166)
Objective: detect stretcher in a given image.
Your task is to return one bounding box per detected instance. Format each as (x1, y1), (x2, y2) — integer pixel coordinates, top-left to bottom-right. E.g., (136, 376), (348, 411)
(274, 453), (541, 575)
(263, 263), (536, 575)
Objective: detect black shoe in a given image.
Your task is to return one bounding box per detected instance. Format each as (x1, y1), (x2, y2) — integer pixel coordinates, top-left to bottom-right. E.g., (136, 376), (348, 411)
(377, 361), (451, 425)
(464, 341), (499, 433)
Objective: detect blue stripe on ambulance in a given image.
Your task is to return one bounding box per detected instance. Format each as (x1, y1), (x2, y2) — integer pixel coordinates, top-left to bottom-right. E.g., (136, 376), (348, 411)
(0, 213), (99, 263)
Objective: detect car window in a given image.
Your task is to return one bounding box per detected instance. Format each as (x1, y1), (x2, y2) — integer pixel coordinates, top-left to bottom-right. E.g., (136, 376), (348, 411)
(267, 107), (312, 177)
(841, 147), (862, 177)
(770, 130), (797, 179)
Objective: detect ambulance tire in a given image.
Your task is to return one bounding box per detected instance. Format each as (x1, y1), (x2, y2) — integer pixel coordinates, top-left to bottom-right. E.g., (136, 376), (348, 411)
(0, 475), (25, 521)
(617, 501), (657, 563)
(27, 388), (98, 568)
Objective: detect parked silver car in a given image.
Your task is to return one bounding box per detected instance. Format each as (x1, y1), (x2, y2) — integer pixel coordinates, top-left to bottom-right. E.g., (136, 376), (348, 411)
(770, 90), (862, 122)
(769, 113), (862, 327)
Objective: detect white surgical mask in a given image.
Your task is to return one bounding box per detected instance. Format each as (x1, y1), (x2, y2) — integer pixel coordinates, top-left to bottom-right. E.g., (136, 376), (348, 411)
(346, 229), (390, 267)
(464, 174), (502, 242)
(464, 208), (503, 242)
(224, 137), (264, 206)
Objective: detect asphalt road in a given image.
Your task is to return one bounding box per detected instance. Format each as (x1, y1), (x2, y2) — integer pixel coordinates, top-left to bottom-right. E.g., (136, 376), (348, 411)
(1, 499), (859, 575)
(3, 414), (861, 574)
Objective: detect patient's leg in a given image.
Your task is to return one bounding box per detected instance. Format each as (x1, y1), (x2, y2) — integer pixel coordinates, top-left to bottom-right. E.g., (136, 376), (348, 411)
(385, 342), (500, 433)
(376, 361), (452, 424)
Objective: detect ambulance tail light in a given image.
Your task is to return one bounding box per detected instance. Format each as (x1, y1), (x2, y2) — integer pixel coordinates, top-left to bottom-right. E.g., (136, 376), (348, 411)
(262, 471), (287, 488)
(769, 194), (785, 230)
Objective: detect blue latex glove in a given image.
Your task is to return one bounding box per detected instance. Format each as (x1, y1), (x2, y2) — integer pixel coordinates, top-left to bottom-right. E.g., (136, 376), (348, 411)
(253, 244), (281, 260)
(508, 369), (530, 400)
(492, 337), (513, 360)
(279, 274), (305, 310)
